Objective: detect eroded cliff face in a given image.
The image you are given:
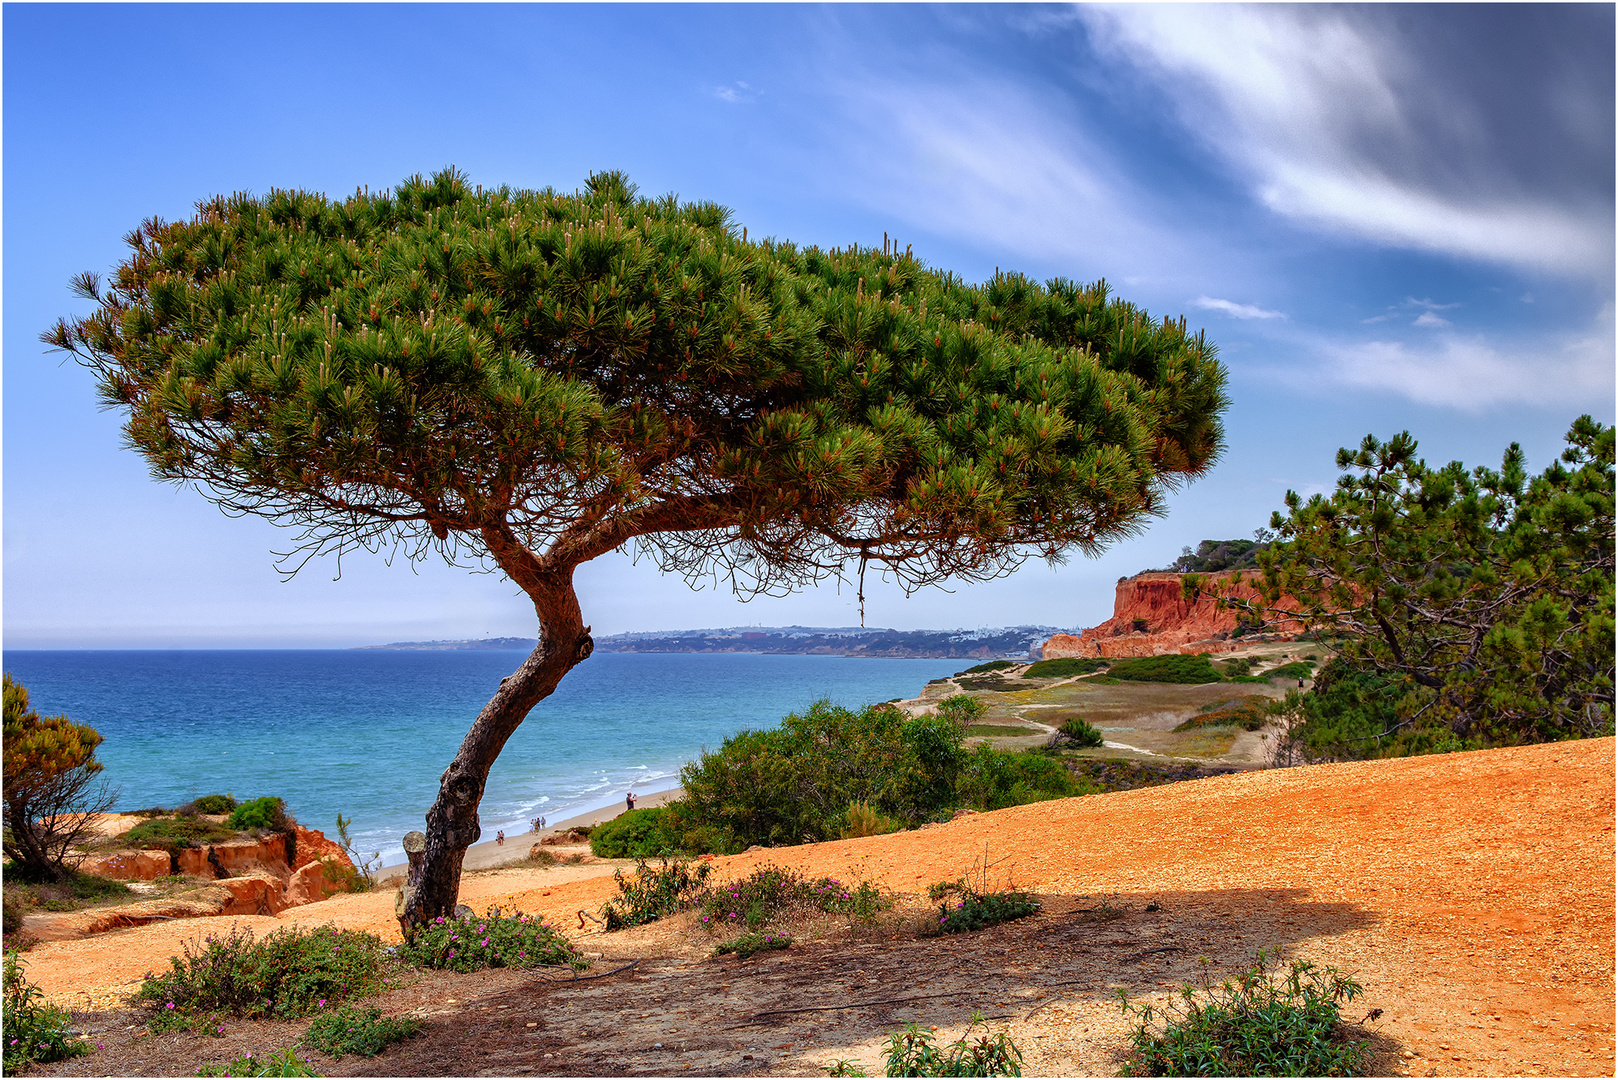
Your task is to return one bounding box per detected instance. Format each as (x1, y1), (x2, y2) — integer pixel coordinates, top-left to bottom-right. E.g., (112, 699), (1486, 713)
(1042, 571), (1304, 659)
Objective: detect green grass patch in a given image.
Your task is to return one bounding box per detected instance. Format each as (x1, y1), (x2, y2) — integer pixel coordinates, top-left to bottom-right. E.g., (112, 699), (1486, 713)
(964, 724), (1044, 738)
(1119, 953), (1371, 1076)
(1265, 661), (1317, 680)
(1024, 657), (1107, 679)
(197, 1049), (317, 1077)
(120, 816), (240, 852)
(300, 1005), (422, 1058)
(960, 660), (1018, 675)
(1106, 654), (1224, 684)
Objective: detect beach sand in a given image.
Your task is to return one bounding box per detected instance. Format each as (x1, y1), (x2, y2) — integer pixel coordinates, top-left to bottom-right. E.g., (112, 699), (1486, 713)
(376, 786), (684, 880)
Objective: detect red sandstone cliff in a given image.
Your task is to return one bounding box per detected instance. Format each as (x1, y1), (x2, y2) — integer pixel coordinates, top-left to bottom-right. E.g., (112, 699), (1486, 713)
(1043, 571), (1304, 659)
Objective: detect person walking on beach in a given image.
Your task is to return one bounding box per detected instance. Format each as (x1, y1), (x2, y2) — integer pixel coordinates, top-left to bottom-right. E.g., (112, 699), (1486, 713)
(496, 830), (505, 845)
(626, 792), (637, 812)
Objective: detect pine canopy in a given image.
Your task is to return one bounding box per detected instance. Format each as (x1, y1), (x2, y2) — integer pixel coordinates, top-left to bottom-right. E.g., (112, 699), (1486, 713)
(48, 168), (1228, 596)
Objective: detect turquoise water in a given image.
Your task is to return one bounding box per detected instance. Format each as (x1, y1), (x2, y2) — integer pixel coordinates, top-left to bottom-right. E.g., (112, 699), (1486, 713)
(2, 650), (967, 864)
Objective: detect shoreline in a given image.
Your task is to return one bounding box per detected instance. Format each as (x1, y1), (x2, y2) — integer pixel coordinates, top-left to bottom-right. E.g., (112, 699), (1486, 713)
(374, 784), (685, 882)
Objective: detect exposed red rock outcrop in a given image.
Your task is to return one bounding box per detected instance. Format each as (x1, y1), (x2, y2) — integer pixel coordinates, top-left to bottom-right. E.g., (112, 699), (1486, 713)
(1043, 571), (1305, 659)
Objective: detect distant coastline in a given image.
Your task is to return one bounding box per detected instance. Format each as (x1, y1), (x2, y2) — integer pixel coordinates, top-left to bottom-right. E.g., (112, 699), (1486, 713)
(354, 625), (1076, 660)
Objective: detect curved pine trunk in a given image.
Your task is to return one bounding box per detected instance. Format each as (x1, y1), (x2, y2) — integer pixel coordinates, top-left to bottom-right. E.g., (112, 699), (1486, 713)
(401, 566), (593, 933)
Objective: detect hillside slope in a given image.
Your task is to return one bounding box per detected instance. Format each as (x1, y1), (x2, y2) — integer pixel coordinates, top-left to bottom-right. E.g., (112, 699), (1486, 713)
(26, 738), (1614, 1077)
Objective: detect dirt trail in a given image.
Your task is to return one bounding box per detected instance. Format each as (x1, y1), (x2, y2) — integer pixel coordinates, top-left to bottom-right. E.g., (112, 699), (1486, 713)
(23, 737), (1615, 1077)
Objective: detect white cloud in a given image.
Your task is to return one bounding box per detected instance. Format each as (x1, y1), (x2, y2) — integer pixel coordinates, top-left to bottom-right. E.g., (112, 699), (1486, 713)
(714, 81), (757, 104)
(1312, 309), (1615, 411)
(823, 75), (1196, 280)
(1192, 296), (1285, 320)
(1079, 5), (1614, 279)
(1412, 311), (1451, 328)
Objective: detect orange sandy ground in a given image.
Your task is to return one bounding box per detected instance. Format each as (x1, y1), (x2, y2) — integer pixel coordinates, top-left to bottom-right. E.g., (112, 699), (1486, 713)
(25, 737), (1616, 1076)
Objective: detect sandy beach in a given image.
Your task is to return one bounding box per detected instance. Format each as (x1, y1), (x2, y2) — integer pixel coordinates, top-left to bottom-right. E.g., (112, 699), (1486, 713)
(376, 785), (685, 880)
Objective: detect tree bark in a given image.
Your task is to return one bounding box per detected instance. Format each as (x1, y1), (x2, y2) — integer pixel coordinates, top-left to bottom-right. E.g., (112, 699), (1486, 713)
(401, 561), (593, 933)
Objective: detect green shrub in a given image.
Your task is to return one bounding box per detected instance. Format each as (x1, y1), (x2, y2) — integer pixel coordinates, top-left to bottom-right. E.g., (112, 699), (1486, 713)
(588, 807), (681, 858)
(1106, 655), (1223, 684)
(957, 746), (1078, 811)
(1175, 699), (1270, 733)
(197, 1048), (318, 1077)
(713, 930), (793, 960)
(1265, 661), (1316, 681)
(299, 1005), (421, 1058)
(929, 888), (1041, 934)
(842, 799), (902, 838)
(1024, 657), (1106, 679)
(2, 892), (23, 936)
(134, 924), (388, 1024)
(180, 794), (238, 815)
(961, 660), (1016, 675)
(1119, 952), (1370, 1077)
(399, 905), (583, 973)
(880, 1014), (1024, 1076)
(121, 816), (238, 852)
(3, 949), (90, 1071)
(1216, 657), (1253, 677)
(1058, 718), (1105, 747)
(600, 855), (712, 930)
(697, 865), (891, 933)
(227, 797), (289, 832)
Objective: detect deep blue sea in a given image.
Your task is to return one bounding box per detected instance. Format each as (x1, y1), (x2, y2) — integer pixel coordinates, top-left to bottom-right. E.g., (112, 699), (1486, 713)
(2, 651), (968, 866)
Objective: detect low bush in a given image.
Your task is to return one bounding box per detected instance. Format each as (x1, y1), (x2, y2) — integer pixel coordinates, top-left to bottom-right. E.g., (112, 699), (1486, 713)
(960, 660), (1017, 675)
(1057, 718), (1105, 747)
(399, 906), (583, 973)
(300, 1005), (421, 1058)
(842, 800), (902, 839)
(4, 948), (90, 1071)
(697, 865), (891, 933)
(601, 855), (712, 930)
(926, 874), (1040, 935)
(3, 891), (23, 935)
(712, 930), (793, 960)
(134, 924), (388, 1025)
(1106, 655), (1224, 684)
(120, 816), (238, 852)
(1217, 657), (1254, 678)
(930, 889), (1041, 934)
(1119, 952), (1370, 1077)
(865, 1014), (1024, 1076)
(957, 746), (1079, 811)
(1024, 657), (1107, 679)
(179, 794), (238, 815)
(588, 807), (681, 859)
(197, 1048), (318, 1077)
(1175, 699), (1271, 733)
(1265, 661), (1316, 681)
(227, 797), (289, 832)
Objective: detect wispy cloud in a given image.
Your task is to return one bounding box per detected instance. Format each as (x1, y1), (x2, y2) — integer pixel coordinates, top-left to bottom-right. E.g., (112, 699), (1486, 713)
(821, 73), (1197, 282)
(1080, 5), (1614, 279)
(1192, 296), (1284, 320)
(714, 81), (758, 104)
(1412, 311), (1451, 329)
(1295, 307), (1616, 412)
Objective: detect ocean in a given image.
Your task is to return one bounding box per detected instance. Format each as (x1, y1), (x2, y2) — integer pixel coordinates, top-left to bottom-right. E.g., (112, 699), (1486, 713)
(2, 650), (970, 865)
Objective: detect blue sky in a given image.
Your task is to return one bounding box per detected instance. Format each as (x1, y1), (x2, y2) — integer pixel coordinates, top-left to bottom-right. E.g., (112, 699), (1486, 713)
(5, 3), (1613, 648)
